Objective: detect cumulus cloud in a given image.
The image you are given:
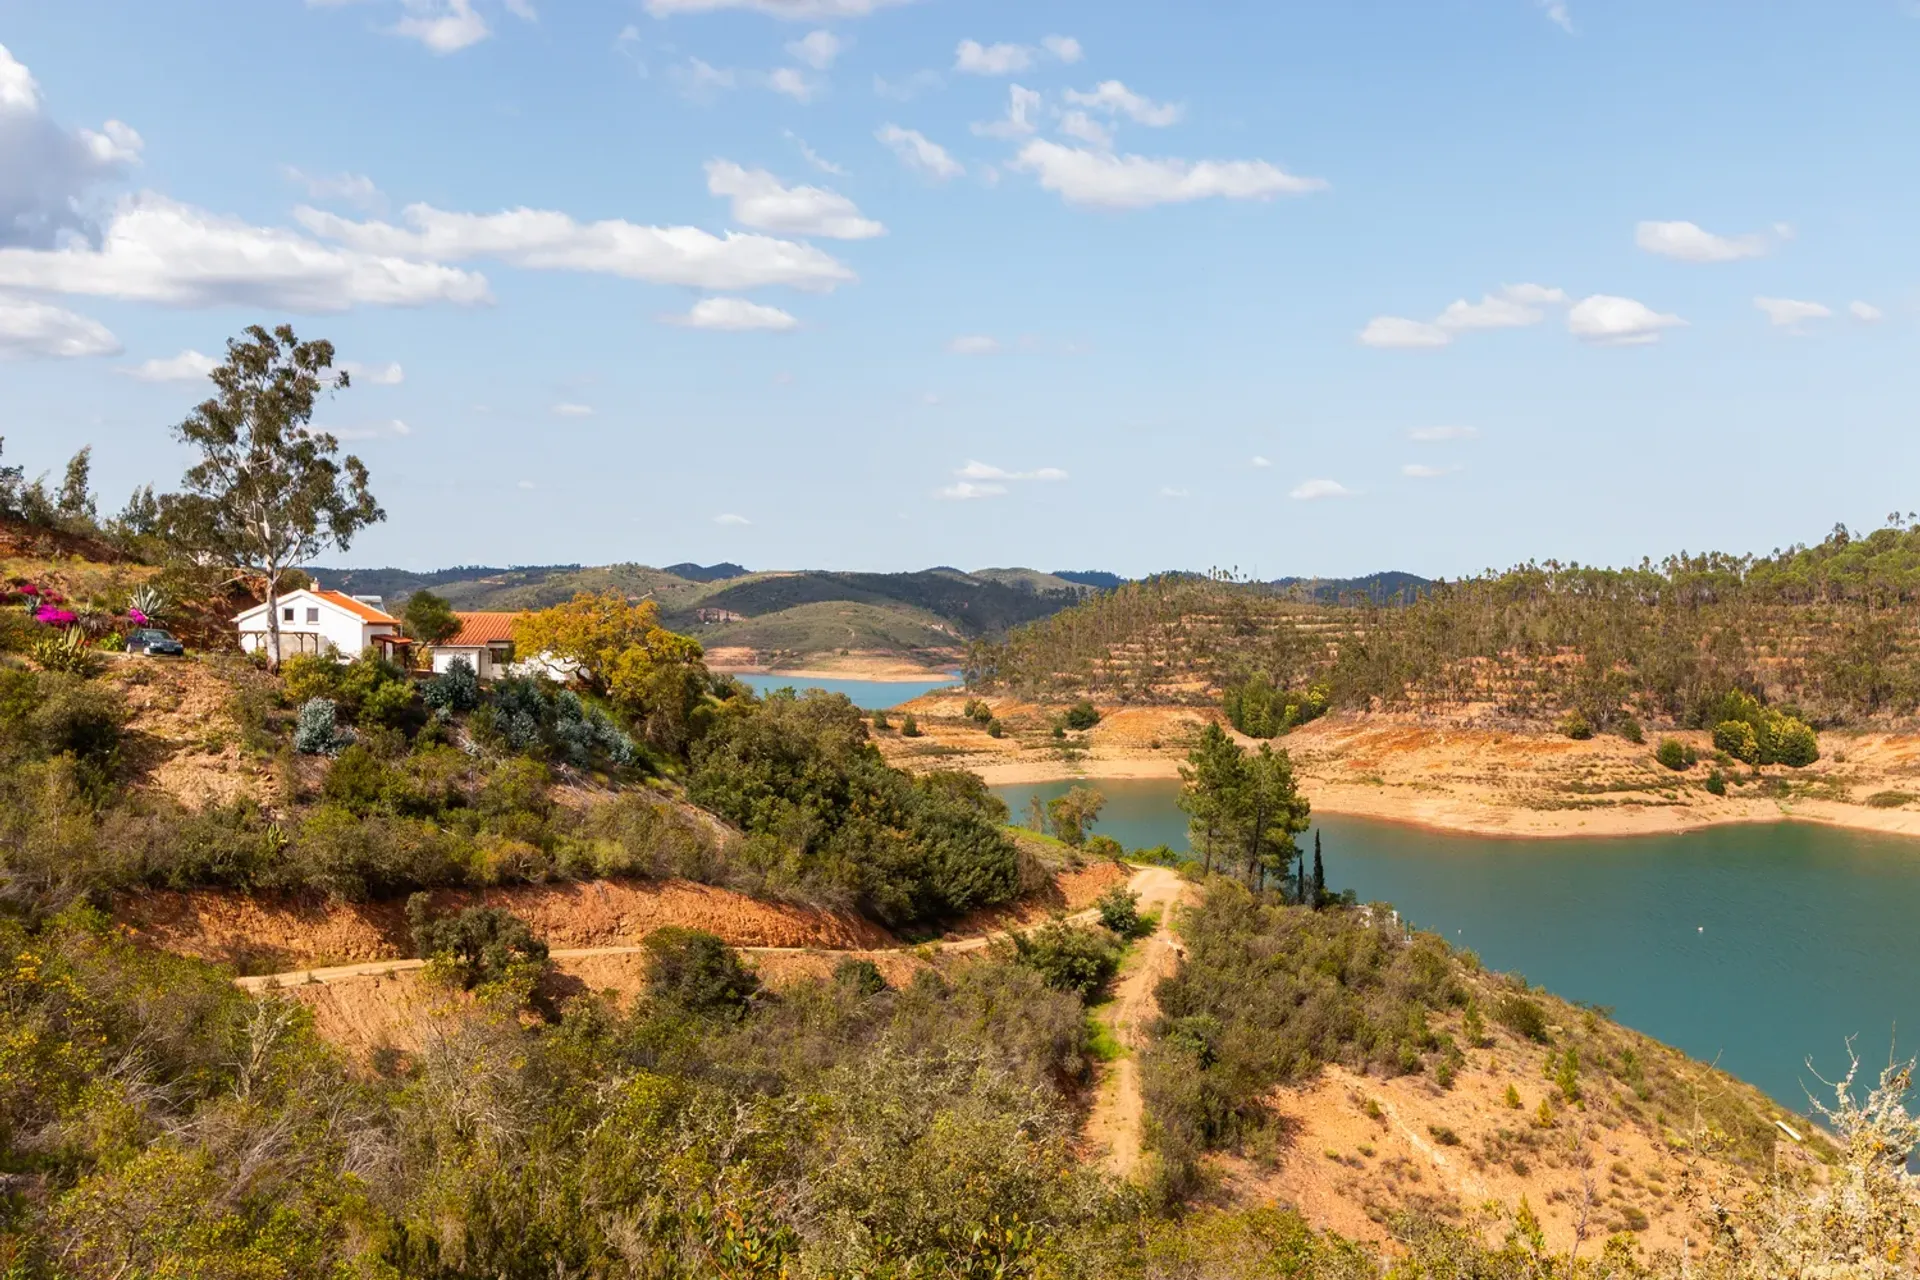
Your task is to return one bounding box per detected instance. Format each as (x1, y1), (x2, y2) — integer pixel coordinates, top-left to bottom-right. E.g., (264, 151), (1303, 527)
(1567, 294), (1685, 345)
(296, 201), (855, 292)
(876, 124), (963, 180)
(785, 29), (844, 69)
(937, 481), (1005, 500)
(947, 334), (1002, 355)
(1635, 219), (1774, 263)
(1057, 110), (1112, 149)
(956, 460), (1067, 481)
(1290, 478), (1353, 500)
(1538, 0), (1574, 33)
(1434, 293), (1543, 331)
(706, 161), (883, 239)
(1359, 317), (1450, 349)
(281, 167), (384, 212)
(714, 512), (752, 525)
(1754, 296), (1832, 329)
(1062, 80), (1183, 127)
(1408, 425), (1479, 441)
(121, 348), (218, 381)
(784, 130), (846, 175)
(1013, 139), (1325, 208)
(668, 296), (800, 331)
(672, 58), (738, 100)
(390, 0), (491, 53)
(645, 0), (914, 15)
(0, 293), (119, 359)
(0, 42), (144, 249)
(339, 359), (405, 384)
(973, 85), (1042, 139)
(1361, 284), (1568, 349)
(1402, 463), (1461, 478)
(765, 67), (820, 102)
(1160, 486), (1190, 498)
(1042, 35), (1083, 63)
(955, 39), (1033, 76)
(1850, 300), (1884, 322)
(551, 402), (594, 417)
(0, 194), (491, 310)
(1250, 455), (1272, 468)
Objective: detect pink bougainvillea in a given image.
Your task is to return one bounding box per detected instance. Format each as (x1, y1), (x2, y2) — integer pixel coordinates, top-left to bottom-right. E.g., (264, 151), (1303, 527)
(128, 608), (149, 626)
(18, 584), (39, 597)
(34, 608), (78, 627)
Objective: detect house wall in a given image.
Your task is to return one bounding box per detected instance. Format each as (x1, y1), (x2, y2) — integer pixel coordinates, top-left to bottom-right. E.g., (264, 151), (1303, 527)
(432, 646), (492, 678)
(236, 593), (391, 659)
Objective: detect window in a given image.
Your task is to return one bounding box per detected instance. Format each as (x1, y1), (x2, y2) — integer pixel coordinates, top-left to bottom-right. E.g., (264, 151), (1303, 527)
(306, 608), (320, 624)
(282, 607), (294, 622)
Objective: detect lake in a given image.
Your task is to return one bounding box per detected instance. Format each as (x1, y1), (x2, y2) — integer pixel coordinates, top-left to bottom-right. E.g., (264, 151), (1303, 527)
(994, 777), (1920, 1116)
(733, 673), (959, 710)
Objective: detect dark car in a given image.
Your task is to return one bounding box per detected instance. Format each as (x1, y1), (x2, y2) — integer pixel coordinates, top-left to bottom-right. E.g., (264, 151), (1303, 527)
(126, 627), (185, 657)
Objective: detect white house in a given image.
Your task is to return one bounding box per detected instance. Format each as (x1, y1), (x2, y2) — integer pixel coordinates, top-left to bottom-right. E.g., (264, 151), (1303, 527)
(430, 612), (522, 680)
(233, 586), (410, 662)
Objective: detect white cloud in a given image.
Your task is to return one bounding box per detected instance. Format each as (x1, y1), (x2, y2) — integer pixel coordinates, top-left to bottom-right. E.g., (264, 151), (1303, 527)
(1634, 219), (1773, 263)
(947, 334), (1002, 355)
(281, 167), (384, 212)
(705, 161), (882, 240)
(1057, 110), (1112, 149)
(714, 512), (752, 525)
(0, 293), (119, 359)
(0, 42), (145, 249)
(957, 460), (1066, 481)
(1754, 296), (1831, 329)
(1402, 463), (1461, 478)
(1250, 455), (1272, 468)
(551, 402), (594, 417)
(0, 194), (490, 310)
(1850, 300), (1884, 322)
(1408, 425), (1479, 441)
(937, 481), (1006, 500)
(1435, 293), (1543, 331)
(876, 124), (963, 180)
(1160, 485), (1189, 498)
(503, 0), (537, 18)
(296, 201), (854, 291)
(645, 0), (914, 15)
(1538, 0), (1574, 33)
(786, 29), (843, 69)
(391, 0), (491, 53)
(1500, 282), (1569, 306)
(1290, 478), (1353, 500)
(1013, 139), (1325, 209)
(669, 296), (800, 331)
(784, 130), (846, 175)
(955, 39), (1034, 76)
(339, 359), (405, 384)
(973, 84), (1043, 139)
(672, 57), (738, 99)
(765, 67), (820, 102)
(1567, 294), (1685, 345)
(1062, 80), (1183, 127)
(1042, 35), (1083, 63)
(872, 69), (943, 101)
(1359, 316), (1451, 349)
(121, 349), (218, 382)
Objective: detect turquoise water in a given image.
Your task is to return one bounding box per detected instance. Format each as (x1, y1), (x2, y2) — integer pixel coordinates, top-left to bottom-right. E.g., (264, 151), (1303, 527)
(994, 778), (1920, 1115)
(734, 673), (958, 710)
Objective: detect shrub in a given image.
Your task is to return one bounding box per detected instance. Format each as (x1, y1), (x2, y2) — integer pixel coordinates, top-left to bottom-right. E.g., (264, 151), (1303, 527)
(643, 926), (760, 1017)
(1428, 1124), (1461, 1146)
(1083, 834), (1124, 862)
(986, 718), (1005, 738)
(1046, 784), (1106, 847)
(1713, 719), (1760, 764)
(1706, 768), (1728, 796)
(407, 896), (549, 989)
(22, 673), (125, 770)
(421, 657), (482, 714)
(1558, 710), (1593, 740)
(280, 653), (341, 706)
(1655, 737), (1696, 771)
(1095, 885), (1146, 938)
(1769, 716), (1820, 768)
(1063, 700), (1101, 731)
(1616, 717), (1644, 744)
(320, 744), (395, 814)
(31, 628), (96, 677)
(1011, 921), (1122, 999)
(833, 956), (887, 996)
(871, 708), (891, 731)
(962, 698), (994, 725)
(292, 697), (350, 755)
(1493, 993), (1550, 1043)
(1867, 790), (1915, 809)
(900, 713), (921, 738)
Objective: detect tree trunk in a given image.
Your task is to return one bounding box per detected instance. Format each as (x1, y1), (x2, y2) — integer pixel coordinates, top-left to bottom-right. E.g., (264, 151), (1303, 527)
(265, 565), (283, 671)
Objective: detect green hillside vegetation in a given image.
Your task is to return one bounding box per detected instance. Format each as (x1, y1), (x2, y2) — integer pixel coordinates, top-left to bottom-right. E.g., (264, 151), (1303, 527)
(693, 598), (960, 658)
(970, 525), (1920, 730)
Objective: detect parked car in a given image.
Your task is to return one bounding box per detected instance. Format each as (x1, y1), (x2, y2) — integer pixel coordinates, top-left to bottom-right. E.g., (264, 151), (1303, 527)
(126, 627), (185, 656)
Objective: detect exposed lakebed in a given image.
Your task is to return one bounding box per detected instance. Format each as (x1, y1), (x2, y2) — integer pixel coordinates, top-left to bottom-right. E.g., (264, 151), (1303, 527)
(994, 777), (1920, 1116)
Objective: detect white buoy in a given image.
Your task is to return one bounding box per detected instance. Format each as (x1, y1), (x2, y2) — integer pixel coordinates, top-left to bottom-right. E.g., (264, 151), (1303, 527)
(1698, 926), (1704, 933)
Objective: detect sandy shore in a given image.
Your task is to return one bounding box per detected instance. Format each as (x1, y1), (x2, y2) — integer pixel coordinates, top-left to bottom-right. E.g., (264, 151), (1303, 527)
(879, 693), (1920, 844)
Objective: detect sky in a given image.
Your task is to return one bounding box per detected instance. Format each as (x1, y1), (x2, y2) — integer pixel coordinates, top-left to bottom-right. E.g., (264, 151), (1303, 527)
(1, 0), (1917, 579)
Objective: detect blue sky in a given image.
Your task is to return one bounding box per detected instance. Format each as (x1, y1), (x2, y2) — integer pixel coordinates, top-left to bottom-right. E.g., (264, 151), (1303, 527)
(2, 0), (1916, 578)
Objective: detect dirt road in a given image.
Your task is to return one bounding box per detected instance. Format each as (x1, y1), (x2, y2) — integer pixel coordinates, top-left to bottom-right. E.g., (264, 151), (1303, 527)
(1082, 865), (1192, 1180)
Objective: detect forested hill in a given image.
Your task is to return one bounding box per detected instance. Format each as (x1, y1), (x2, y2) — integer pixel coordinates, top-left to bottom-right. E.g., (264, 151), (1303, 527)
(1269, 570), (1433, 604)
(967, 521), (1920, 729)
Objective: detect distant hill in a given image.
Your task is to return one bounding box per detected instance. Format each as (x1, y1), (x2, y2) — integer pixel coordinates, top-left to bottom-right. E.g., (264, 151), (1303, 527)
(1051, 570), (1125, 591)
(1270, 571), (1433, 605)
(662, 562), (749, 583)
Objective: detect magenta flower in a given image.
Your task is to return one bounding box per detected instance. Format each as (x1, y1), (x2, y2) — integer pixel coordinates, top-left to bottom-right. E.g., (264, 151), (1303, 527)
(18, 584), (39, 597)
(34, 608), (77, 627)
(128, 608), (149, 626)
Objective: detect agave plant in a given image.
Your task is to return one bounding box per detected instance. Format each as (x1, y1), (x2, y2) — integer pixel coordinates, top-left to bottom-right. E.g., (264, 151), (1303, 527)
(32, 626), (96, 677)
(127, 583), (169, 625)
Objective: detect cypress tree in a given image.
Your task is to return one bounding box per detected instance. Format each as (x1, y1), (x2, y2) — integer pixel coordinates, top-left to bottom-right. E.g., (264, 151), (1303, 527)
(1312, 829), (1326, 908)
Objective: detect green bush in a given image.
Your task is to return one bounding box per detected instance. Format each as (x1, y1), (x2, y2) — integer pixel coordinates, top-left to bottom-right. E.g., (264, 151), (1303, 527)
(1615, 717), (1645, 744)
(1866, 790), (1915, 809)
(1082, 833), (1124, 862)
(1558, 710), (1593, 740)
(1222, 674), (1329, 738)
(900, 713), (921, 738)
(1095, 885), (1148, 939)
(292, 697), (350, 756)
(1769, 716), (1820, 767)
(1063, 700), (1101, 731)
(986, 718), (1005, 738)
(407, 896), (549, 989)
(1655, 737), (1696, 771)
(1706, 768), (1728, 797)
(871, 708), (891, 731)
(31, 628), (97, 677)
(642, 926), (760, 1017)
(280, 653), (341, 705)
(1011, 920), (1122, 999)
(1714, 719), (1760, 764)
(1493, 993), (1550, 1042)
(833, 956), (887, 996)
(421, 657), (481, 713)
(962, 698), (994, 725)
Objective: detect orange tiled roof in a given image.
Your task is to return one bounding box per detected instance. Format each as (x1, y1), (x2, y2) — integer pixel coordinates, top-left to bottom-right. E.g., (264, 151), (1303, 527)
(444, 612), (522, 647)
(312, 589), (398, 625)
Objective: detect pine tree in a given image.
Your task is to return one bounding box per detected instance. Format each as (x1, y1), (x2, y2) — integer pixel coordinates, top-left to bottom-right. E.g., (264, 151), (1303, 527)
(1311, 829), (1326, 908)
